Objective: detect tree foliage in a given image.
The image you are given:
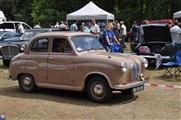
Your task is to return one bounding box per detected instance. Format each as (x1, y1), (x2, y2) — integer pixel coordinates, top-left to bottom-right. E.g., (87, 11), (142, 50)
(0, 0), (180, 27)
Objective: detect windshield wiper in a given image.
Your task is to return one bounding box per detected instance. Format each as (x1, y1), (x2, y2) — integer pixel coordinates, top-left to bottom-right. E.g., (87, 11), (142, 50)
(78, 48), (103, 52)
(95, 48), (104, 50)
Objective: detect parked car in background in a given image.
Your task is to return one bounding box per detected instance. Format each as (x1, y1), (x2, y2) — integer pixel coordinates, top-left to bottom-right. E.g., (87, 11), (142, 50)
(0, 31), (22, 52)
(131, 24), (181, 64)
(0, 31), (21, 42)
(1, 28), (60, 66)
(9, 32), (148, 103)
(14, 28), (60, 51)
(0, 21), (31, 32)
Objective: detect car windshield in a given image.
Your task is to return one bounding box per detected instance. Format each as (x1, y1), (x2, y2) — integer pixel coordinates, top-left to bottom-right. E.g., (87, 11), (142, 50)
(72, 36), (104, 52)
(0, 31), (5, 36)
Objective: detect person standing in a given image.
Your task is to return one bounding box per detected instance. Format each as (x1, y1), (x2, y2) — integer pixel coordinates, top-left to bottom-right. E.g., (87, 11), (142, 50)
(90, 19), (100, 37)
(102, 23), (120, 52)
(119, 21), (127, 48)
(170, 21), (181, 41)
(54, 22), (59, 28)
(130, 21), (140, 43)
(33, 22), (41, 29)
(83, 22), (91, 33)
(112, 20), (120, 40)
(59, 21), (68, 31)
(17, 23), (25, 34)
(70, 21), (78, 31)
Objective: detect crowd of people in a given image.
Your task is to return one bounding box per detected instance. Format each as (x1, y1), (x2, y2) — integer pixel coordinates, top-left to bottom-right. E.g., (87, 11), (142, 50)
(45, 19), (128, 52)
(30, 19), (181, 53)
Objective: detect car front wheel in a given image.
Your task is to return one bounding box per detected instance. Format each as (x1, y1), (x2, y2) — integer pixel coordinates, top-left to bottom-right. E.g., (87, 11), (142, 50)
(87, 77), (112, 103)
(19, 74), (37, 93)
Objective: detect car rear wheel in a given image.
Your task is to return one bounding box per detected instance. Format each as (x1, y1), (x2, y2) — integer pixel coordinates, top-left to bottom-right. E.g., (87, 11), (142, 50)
(87, 77), (112, 103)
(19, 74), (37, 93)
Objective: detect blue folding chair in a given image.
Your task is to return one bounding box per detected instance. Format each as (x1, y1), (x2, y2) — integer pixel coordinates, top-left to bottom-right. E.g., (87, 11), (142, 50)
(162, 50), (181, 80)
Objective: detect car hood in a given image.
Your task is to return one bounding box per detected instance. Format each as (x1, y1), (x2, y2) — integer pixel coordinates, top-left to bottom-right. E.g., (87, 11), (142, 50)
(81, 51), (143, 66)
(142, 24), (172, 43)
(11, 40), (28, 46)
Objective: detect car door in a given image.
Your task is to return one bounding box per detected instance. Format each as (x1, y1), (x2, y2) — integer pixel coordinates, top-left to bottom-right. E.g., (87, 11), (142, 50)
(48, 37), (75, 85)
(28, 38), (49, 83)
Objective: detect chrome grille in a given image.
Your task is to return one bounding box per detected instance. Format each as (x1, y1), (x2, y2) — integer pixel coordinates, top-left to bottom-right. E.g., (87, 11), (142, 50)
(131, 64), (139, 81)
(10, 46), (19, 55)
(1, 46), (9, 55)
(2, 45), (19, 57)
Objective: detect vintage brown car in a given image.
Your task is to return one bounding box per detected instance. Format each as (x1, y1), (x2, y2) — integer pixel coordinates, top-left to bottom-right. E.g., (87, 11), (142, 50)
(9, 32), (148, 102)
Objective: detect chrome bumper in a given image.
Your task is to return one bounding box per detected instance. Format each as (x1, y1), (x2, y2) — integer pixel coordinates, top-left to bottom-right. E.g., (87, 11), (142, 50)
(112, 79), (148, 90)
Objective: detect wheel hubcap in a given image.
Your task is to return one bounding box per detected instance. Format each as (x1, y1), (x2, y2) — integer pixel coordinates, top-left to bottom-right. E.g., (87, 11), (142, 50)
(93, 83), (104, 96)
(23, 77), (31, 86)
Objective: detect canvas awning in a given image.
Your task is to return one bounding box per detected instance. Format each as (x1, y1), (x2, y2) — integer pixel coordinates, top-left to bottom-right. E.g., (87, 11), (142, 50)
(66, 1), (114, 20)
(173, 10), (181, 19)
(0, 10), (6, 21)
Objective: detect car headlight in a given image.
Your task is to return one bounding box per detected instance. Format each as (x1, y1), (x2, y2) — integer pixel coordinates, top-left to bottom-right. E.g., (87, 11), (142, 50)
(121, 62), (127, 72)
(142, 58), (148, 68)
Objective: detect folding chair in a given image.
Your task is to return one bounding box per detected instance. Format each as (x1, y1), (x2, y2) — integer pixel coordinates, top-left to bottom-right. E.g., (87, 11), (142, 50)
(162, 50), (181, 80)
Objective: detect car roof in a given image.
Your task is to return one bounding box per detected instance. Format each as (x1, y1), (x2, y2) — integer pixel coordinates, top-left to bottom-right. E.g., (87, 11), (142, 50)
(0, 21), (26, 24)
(34, 32), (92, 38)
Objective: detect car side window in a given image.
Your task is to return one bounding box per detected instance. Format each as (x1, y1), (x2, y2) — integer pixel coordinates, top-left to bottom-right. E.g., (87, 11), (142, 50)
(52, 38), (72, 53)
(22, 23), (30, 30)
(0, 23), (14, 29)
(31, 38), (49, 52)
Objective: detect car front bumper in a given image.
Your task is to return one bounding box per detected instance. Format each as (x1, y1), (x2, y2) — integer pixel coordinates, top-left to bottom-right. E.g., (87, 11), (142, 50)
(112, 80), (148, 90)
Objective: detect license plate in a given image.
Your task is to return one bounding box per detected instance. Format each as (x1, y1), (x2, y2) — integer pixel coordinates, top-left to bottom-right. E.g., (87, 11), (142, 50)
(133, 85), (144, 93)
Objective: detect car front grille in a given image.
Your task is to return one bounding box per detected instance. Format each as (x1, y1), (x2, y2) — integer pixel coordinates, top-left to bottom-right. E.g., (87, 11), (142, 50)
(2, 45), (19, 57)
(131, 64), (139, 81)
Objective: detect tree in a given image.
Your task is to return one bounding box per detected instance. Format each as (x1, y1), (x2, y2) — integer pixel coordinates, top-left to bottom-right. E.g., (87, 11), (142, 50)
(1, 0), (181, 27)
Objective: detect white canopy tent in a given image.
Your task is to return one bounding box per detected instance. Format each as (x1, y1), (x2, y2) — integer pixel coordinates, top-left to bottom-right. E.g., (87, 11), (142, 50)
(0, 10), (6, 21)
(66, 1), (114, 21)
(173, 10), (181, 19)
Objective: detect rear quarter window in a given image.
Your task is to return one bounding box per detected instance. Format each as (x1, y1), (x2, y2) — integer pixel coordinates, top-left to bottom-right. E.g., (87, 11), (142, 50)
(31, 38), (49, 52)
(0, 23), (14, 29)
